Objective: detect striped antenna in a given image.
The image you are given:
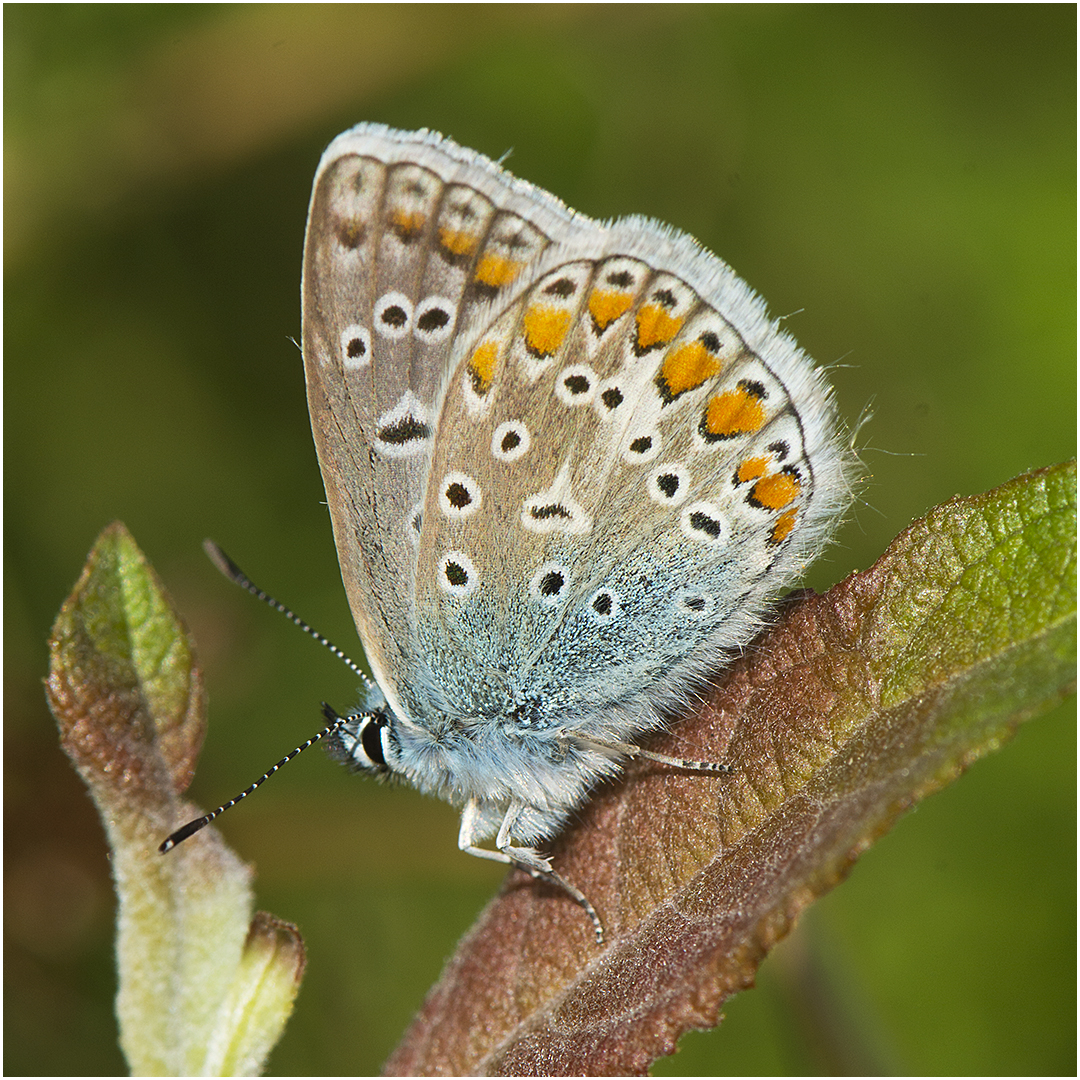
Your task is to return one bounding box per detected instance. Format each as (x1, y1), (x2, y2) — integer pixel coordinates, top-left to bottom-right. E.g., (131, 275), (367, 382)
(159, 706), (350, 852)
(202, 540), (372, 688)
(160, 543), (369, 853)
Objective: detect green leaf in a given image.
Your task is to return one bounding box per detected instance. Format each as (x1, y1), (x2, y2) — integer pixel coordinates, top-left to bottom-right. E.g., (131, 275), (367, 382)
(46, 522), (304, 1076)
(387, 462), (1076, 1076)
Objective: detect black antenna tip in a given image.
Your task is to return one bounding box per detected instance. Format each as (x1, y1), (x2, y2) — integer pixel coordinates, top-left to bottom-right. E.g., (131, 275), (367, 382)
(159, 815), (211, 853)
(203, 539), (242, 581)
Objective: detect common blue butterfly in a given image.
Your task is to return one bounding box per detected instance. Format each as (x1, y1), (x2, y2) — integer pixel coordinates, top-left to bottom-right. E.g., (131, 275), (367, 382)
(296, 124), (855, 938)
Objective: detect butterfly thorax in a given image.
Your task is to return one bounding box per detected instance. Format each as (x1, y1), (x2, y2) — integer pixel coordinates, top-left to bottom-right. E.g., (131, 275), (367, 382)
(328, 682), (628, 844)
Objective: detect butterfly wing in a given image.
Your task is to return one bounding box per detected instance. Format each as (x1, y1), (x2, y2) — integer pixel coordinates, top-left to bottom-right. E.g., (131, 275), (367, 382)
(303, 124), (855, 837)
(302, 124), (598, 704)
(417, 219), (854, 738)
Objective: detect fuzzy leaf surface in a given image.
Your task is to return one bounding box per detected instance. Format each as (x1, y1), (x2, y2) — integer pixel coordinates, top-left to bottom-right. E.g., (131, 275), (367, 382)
(46, 522), (305, 1076)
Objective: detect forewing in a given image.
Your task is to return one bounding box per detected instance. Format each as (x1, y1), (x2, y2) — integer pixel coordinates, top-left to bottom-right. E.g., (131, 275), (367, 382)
(301, 124), (596, 695)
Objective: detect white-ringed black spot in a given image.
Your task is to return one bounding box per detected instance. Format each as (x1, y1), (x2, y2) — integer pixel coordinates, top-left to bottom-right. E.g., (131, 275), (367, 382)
(543, 277), (577, 297)
(601, 387), (624, 410)
(680, 501), (730, 546)
(699, 330), (721, 352)
(522, 469), (591, 534)
(768, 440), (791, 460)
(491, 420), (530, 462)
(414, 296), (456, 343)
(438, 551), (478, 595)
(374, 292), (414, 339)
(541, 570), (564, 595)
(529, 561), (571, 606)
(417, 307), (447, 332)
(653, 288), (678, 308)
(622, 428), (661, 463)
(530, 503), (571, 522)
(606, 269), (634, 288)
(373, 391), (433, 458)
(555, 364), (598, 406)
(339, 324), (371, 369)
(648, 463), (690, 505)
(690, 512), (721, 537)
(377, 415), (430, 447)
(586, 587), (620, 623)
(438, 472), (482, 518)
(676, 590), (716, 619)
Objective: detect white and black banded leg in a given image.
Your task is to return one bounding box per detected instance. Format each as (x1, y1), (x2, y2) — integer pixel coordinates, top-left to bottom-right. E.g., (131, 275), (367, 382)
(571, 733), (733, 775)
(457, 798), (605, 944)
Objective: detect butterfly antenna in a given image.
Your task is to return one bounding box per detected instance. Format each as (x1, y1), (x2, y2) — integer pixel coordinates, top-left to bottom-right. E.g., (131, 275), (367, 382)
(160, 544), (372, 854)
(159, 704), (349, 852)
(203, 539), (373, 688)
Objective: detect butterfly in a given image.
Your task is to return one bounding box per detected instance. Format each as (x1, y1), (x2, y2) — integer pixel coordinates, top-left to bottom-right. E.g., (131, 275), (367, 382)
(292, 123), (854, 939)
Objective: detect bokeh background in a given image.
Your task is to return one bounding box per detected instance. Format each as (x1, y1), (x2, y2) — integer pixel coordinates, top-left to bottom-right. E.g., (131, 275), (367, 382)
(6, 6), (1074, 1075)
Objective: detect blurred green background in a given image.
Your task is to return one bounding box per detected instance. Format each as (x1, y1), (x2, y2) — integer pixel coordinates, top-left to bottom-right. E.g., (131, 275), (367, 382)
(6, 6), (1074, 1075)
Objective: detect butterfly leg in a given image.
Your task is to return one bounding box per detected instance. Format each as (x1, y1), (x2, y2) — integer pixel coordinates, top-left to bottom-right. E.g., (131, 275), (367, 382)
(457, 798), (605, 943)
(571, 733), (732, 774)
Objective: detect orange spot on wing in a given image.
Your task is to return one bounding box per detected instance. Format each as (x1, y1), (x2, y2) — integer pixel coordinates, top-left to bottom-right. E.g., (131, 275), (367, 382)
(703, 385), (766, 439)
(635, 304), (683, 351)
(658, 340), (723, 399)
(751, 471), (801, 511)
(474, 253), (523, 289)
(439, 227), (480, 258)
(588, 289), (633, 331)
(770, 509), (798, 545)
(468, 341), (499, 395)
(390, 209), (426, 238)
(522, 306), (572, 358)
(735, 456), (770, 484)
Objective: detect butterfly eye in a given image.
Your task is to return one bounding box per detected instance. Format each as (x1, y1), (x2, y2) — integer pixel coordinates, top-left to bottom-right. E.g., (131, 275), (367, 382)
(357, 713), (390, 769)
